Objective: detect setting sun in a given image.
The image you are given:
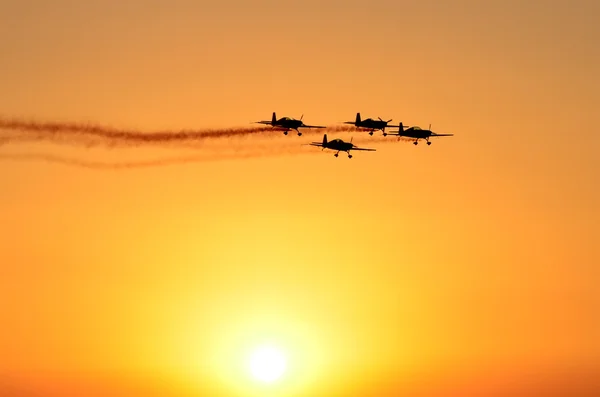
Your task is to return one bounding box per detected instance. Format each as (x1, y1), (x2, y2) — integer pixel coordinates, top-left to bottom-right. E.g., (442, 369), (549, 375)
(248, 345), (287, 384)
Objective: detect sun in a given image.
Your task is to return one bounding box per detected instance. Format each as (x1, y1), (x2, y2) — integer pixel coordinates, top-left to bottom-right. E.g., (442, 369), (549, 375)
(248, 344), (287, 383)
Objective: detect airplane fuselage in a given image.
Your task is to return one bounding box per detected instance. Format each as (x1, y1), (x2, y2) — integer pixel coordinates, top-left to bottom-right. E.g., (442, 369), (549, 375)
(325, 139), (353, 151)
(401, 128), (433, 139)
(274, 118), (303, 129)
(357, 119), (387, 130)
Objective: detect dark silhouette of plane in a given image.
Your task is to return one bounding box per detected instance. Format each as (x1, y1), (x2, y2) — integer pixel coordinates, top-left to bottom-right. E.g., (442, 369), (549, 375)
(384, 123), (454, 145)
(254, 112), (325, 136)
(343, 112), (393, 135)
(307, 134), (376, 158)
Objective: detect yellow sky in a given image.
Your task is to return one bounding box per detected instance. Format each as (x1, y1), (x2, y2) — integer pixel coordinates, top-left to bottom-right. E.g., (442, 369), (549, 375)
(1, 0), (599, 396)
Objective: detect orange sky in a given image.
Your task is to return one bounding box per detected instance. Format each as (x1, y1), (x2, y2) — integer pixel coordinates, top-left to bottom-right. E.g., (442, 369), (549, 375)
(1, 1), (599, 396)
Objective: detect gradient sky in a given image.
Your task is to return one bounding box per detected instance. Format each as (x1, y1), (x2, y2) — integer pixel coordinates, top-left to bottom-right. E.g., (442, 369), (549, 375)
(1, 1), (599, 396)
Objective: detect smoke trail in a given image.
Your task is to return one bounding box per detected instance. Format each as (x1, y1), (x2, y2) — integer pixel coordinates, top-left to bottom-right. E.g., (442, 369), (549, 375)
(0, 152), (251, 169)
(0, 131), (391, 169)
(0, 144), (328, 169)
(0, 117), (273, 147)
(0, 117), (363, 148)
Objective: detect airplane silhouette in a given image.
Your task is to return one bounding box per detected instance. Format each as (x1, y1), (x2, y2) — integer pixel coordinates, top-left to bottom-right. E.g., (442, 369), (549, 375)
(384, 122), (454, 145)
(307, 134), (376, 158)
(254, 112), (325, 136)
(343, 112), (393, 135)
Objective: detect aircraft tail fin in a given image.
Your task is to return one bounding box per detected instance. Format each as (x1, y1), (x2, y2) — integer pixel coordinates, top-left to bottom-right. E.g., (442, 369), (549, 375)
(272, 112), (276, 124)
(355, 112), (361, 124)
(323, 134), (327, 146)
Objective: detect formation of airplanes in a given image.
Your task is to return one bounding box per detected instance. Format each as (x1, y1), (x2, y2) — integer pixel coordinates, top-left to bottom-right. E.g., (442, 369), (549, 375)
(253, 112), (454, 158)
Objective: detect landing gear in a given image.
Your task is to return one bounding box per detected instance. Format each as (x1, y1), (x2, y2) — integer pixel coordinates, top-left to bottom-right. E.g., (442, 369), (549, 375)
(297, 131), (302, 136)
(348, 154), (353, 159)
(427, 141), (431, 145)
(383, 132), (387, 137)
(334, 152), (339, 157)
(369, 131), (374, 136)
(283, 130), (288, 135)
(413, 141), (418, 145)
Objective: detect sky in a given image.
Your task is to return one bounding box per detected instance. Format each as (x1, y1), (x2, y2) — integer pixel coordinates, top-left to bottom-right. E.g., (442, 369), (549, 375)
(1, 0), (599, 396)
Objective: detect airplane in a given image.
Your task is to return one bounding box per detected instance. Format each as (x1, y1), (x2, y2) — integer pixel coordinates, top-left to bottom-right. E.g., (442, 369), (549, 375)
(253, 112), (326, 136)
(343, 112), (393, 135)
(383, 123), (454, 145)
(307, 134), (376, 158)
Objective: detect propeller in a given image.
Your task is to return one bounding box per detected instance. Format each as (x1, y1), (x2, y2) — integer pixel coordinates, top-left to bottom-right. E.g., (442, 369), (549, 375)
(300, 114), (304, 120)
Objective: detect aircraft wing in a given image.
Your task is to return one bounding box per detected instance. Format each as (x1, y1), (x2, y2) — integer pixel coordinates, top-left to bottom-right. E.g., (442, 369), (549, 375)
(384, 131), (403, 136)
(431, 133), (454, 137)
(351, 146), (376, 151)
(307, 142), (324, 147)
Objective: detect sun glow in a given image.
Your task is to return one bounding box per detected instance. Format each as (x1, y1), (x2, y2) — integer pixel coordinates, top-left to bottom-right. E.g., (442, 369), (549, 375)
(248, 345), (288, 383)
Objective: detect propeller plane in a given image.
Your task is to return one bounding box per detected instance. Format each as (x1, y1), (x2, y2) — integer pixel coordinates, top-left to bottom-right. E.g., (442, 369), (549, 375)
(307, 134), (376, 158)
(254, 112), (325, 136)
(343, 112), (393, 135)
(384, 123), (454, 145)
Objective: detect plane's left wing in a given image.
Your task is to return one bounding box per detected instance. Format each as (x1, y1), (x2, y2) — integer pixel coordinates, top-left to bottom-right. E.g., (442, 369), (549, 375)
(351, 147), (376, 151)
